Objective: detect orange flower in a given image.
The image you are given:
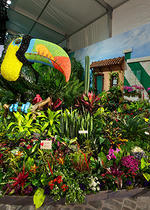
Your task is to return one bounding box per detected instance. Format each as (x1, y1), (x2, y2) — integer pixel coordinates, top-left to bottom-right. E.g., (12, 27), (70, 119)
(30, 164), (38, 174)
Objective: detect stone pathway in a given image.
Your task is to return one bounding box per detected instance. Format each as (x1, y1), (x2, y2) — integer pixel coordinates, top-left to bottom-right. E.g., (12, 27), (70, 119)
(0, 188), (150, 210)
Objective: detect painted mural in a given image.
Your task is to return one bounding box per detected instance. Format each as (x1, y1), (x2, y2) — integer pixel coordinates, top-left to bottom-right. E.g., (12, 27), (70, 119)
(0, 45), (4, 58)
(73, 22), (150, 98)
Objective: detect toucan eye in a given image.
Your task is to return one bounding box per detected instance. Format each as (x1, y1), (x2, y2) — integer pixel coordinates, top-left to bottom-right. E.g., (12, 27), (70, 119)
(15, 39), (21, 45)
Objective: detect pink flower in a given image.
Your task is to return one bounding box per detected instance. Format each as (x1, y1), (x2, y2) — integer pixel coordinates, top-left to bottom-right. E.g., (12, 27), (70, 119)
(106, 155), (111, 160)
(107, 148), (120, 160)
(116, 148), (120, 153)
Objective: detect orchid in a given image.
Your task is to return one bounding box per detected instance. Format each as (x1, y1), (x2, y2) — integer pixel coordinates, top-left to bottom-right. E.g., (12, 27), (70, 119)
(107, 148), (120, 160)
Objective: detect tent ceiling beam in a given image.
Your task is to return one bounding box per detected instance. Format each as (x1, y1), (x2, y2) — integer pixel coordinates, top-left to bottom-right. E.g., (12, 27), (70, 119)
(94, 0), (113, 12)
(28, 0), (52, 34)
(9, 7), (65, 36)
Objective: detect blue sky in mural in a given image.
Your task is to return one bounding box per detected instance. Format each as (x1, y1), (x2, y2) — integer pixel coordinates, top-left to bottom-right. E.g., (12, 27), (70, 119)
(74, 22), (150, 67)
(0, 45), (4, 57)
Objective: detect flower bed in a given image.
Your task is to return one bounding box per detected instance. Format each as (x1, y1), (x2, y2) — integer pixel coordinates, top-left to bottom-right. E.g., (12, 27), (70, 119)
(0, 89), (150, 209)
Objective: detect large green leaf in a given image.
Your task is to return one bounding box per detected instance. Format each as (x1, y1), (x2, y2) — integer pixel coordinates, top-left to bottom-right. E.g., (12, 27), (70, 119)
(33, 188), (46, 209)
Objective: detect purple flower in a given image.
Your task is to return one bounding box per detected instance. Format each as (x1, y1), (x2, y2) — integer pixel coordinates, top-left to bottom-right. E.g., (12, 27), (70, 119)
(121, 156), (139, 172)
(126, 180), (132, 186)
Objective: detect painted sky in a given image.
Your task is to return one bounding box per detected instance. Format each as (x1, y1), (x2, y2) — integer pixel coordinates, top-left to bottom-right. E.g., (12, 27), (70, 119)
(74, 22), (150, 67)
(0, 45), (4, 58)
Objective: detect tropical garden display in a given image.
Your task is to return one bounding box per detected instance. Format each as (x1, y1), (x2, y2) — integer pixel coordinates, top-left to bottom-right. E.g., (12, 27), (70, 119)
(0, 35), (150, 209)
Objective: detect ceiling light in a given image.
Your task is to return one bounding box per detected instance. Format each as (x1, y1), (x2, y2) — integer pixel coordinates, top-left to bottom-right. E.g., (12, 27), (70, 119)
(7, 0), (11, 5)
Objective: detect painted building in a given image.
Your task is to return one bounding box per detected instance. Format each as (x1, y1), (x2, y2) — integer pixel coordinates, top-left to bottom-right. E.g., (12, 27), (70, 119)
(90, 56), (125, 93)
(73, 21), (150, 99)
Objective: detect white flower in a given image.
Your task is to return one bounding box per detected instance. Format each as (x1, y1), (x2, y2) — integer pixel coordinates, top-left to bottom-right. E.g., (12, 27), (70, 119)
(131, 146), (144, 153)
(145, 131), (149, 135)
(97, 186), (100, 191)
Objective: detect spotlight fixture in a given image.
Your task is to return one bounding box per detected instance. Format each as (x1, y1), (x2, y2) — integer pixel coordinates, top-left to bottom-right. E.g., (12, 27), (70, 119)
(7, 0), (11, 5)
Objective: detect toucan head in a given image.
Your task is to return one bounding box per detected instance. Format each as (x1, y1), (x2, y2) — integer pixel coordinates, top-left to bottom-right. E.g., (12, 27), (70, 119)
(0, 35), (71, 82)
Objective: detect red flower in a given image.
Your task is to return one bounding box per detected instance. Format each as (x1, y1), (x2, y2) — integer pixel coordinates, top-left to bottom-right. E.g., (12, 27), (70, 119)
(11, 166), (29, 189)
(32, 94), (43, 104)
(0, 153), (3, 159)
(48, 180), (54, 190)
(54, 178), (57, 183)
(52, 98), (62, 110)
(49, 183), (54, 190)
(101, 173), (105, 177)
(57, 176), (62, 184)
(26, 145), (32, 150)
(40, 142), (44, 146)
(61, 184), (68, 192)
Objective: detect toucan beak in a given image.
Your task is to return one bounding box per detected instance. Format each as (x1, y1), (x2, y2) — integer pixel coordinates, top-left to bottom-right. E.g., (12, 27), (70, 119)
(0, 37), (71, 82)
(25, 39), (71, 82)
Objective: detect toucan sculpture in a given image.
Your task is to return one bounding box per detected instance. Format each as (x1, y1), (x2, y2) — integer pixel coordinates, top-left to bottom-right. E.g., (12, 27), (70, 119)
(1, 35), (71, 82)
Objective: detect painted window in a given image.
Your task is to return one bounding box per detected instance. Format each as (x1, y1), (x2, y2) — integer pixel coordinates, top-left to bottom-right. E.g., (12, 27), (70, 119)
(112, 76), (118, 87)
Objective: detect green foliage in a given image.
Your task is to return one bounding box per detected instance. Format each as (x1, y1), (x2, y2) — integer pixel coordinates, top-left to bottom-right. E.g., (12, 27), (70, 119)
(65, 181), (85, 204)
(60, 109), (93, 143)
(116, 115), (149, 141)
(140, 157), (150, 181)
(0, 88), (150, 205)
(36, 109), (61, 136)
(33, 188), (46, 209)
(7, 112), (39, 136)
(102, 86), (123, 111)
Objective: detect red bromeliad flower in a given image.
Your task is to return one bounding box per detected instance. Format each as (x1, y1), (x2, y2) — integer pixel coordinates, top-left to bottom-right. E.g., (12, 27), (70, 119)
(75, 92), (101, 113)
(32, 94), (43, 104)
(11, 166), (29, 189)
(52, 98), (62, 110)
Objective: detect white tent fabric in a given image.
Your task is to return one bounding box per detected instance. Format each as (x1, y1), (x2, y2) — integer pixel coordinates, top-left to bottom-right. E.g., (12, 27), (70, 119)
(7, 0), (129, 49)
(6, 0), (150, 51)
(112, 0), (150, 36)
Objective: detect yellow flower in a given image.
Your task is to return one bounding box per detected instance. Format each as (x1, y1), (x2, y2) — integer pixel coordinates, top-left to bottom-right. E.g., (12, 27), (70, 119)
(144, 118), (149, 122)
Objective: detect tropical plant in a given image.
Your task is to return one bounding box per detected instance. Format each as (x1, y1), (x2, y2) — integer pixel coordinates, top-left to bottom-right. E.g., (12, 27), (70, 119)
(60, 109), (93, 142)
(103, 86), (123, 111)
(75, 92), (101, 114)
(116, 115), (149, 141)
(7, 112), (39, 136)
(36, 109), (61, 136)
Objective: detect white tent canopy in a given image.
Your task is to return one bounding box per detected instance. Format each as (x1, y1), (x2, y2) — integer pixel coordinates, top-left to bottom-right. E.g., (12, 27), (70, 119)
(7, 0), (129, 50)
